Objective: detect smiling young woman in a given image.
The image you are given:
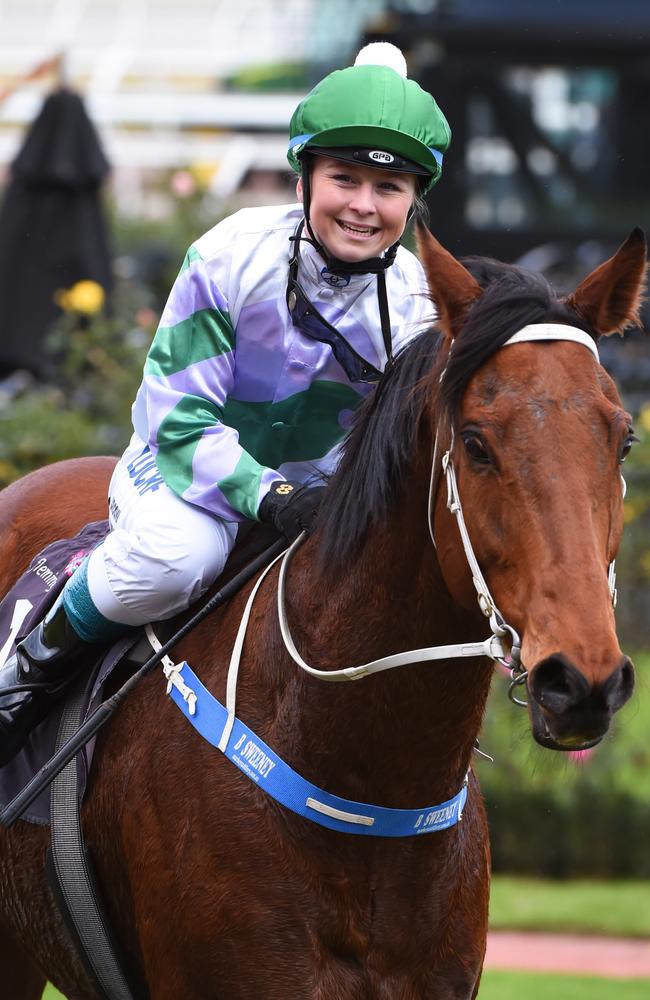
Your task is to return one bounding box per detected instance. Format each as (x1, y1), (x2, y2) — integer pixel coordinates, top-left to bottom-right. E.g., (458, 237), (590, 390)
(297, 157), (417, 263)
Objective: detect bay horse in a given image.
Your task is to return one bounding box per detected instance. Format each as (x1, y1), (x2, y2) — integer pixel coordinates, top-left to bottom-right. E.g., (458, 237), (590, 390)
(0, 226), (645, 1000)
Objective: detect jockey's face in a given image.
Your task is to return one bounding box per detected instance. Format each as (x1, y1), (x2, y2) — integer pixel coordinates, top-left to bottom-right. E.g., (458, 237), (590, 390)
(297, 156), (416, 262)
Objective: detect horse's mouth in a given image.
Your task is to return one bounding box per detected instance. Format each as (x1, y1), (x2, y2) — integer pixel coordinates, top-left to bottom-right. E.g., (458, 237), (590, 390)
(529, 699), (606, 753)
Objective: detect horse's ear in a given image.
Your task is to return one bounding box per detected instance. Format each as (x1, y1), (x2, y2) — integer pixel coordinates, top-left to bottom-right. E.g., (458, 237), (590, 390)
(566, 227), (648, 337)
(416, 221), (482, 342)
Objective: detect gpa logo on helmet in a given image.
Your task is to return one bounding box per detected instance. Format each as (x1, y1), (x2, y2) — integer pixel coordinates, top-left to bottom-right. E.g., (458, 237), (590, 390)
(368, 150), (395, 164)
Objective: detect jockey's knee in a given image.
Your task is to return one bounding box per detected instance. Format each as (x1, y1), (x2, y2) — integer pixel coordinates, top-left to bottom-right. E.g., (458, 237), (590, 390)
(86, 515), (236, 625)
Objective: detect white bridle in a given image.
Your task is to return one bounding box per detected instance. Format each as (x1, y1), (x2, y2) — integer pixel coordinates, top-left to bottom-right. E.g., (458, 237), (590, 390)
(215, 323), (618, 741)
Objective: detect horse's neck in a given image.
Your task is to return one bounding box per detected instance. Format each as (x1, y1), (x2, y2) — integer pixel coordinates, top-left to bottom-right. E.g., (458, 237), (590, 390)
(263, 495), (493, 809)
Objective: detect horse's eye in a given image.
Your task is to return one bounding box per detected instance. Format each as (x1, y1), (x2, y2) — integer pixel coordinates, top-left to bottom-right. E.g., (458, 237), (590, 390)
(619, 430), (639, 464)
(462, 433), (491, 465)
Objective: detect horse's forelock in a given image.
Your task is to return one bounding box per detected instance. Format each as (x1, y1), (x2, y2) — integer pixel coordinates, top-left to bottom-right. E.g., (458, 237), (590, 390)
(440, 260), (592, 423)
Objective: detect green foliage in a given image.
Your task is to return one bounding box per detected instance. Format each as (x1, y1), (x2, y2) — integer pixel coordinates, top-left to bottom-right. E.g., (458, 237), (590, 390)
(0, 280), (155, 486)
(479, 971), (650, 1000)
(43, 987), (65, 1000)
(489, 875), (650, 937)
(616, 405), (650, 648)
(109, 177), (219, 309)
(478, 653), (650, 877)
(225, 60), (309, 92)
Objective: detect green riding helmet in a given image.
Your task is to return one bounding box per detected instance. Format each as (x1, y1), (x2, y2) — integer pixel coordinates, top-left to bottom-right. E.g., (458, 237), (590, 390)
(287, 49), (451, 194)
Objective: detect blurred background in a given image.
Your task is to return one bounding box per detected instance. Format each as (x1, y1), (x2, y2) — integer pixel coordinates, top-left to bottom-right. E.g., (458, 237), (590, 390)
(0, 1), (649, 993)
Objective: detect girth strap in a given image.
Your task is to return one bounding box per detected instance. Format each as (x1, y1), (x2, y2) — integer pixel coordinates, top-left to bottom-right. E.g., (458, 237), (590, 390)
(49, 676), (137, 1000)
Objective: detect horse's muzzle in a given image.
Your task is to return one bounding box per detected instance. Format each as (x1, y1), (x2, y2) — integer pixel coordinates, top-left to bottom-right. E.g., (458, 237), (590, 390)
(527, 653), (635, 752)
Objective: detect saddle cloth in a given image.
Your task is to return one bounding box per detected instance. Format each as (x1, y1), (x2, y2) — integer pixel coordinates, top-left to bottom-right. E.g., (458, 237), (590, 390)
(0, 518), (280, 825)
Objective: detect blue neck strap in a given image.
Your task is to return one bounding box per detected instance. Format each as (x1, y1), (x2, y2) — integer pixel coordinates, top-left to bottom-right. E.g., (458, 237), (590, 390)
(167, 662), (468, 838)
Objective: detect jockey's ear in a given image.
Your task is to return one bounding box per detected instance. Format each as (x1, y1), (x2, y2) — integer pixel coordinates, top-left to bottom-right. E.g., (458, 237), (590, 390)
(566, 227), (648, 337)
(416, 221), (482, 344)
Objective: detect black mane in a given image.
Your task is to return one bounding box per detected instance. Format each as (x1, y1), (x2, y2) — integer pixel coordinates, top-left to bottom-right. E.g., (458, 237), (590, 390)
(317, 258), (593, 569)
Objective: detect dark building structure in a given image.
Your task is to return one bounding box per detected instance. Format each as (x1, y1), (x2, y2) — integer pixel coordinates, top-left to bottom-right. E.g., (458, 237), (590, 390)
(365, 0), (650, 271)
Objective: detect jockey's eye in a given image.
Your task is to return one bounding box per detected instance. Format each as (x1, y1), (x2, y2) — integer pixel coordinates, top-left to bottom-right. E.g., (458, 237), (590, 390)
(619, 428), (639, 464)
(461, 432), (491, 466)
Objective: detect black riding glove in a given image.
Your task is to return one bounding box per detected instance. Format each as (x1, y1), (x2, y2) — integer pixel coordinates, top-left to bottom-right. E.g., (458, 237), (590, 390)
(258, 481), (326, 542)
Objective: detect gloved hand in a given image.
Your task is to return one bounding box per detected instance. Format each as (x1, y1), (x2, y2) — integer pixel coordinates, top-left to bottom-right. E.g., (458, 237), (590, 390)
(258, 481), (326, 542)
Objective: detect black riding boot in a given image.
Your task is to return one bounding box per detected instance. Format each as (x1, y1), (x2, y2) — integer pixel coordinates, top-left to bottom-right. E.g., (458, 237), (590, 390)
(0, 597), (95, 767)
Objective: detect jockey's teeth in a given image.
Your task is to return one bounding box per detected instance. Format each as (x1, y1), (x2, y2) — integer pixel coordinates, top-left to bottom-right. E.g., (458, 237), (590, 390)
(339, 221), (376, 235)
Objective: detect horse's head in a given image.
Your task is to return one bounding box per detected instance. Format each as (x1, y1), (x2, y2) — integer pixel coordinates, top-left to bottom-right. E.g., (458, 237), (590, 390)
(419, 225), (647, 751)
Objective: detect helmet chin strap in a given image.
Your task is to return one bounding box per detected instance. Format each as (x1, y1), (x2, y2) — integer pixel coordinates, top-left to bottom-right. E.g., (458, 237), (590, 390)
(295, 158), (399, 370)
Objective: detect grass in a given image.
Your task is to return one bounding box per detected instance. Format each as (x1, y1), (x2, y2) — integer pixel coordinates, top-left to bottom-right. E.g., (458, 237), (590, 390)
(478, 970), (650, 999)
(43, 972), (650, 1000)
(490, 876), (650, 938)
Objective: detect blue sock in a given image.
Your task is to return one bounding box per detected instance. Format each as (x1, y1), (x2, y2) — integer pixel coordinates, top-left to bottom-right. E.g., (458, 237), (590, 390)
(62, 558), (131, 643)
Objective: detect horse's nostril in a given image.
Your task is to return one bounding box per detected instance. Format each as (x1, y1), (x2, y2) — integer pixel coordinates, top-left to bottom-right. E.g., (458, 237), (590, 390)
(542, 675), (571, 701)
(604, 656), (635, 711)
(529, 654), (589, 715)
(621, 658), (635, 691)
(530, 653), (635, 724)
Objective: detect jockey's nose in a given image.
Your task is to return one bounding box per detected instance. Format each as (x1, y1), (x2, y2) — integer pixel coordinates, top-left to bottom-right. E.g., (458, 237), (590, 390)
(348, 183), (376, 215)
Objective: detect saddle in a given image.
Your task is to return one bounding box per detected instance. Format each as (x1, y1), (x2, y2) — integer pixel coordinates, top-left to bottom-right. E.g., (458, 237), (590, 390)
(0, 517), (282, 824)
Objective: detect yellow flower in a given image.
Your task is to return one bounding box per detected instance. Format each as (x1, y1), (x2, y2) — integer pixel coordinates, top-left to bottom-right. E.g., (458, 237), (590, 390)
(190, 162), (217, 189)
(55, 280), (105, 315)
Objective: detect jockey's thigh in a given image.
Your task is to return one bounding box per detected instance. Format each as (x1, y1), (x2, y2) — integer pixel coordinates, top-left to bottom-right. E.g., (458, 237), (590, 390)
(86, 447), (238, 626)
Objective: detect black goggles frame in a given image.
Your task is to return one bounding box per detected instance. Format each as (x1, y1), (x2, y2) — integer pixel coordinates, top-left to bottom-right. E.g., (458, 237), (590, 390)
(286, 220), (393, 385)
(287, 274), (382, 384)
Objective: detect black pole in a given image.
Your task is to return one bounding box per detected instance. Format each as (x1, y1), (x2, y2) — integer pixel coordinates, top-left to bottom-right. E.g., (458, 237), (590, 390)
(0, 537), (287, 828)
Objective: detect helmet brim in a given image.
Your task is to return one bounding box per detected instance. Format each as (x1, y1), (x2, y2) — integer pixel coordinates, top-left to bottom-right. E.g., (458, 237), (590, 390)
(288, 124), (443, 190)
(307, 146), (431, 177)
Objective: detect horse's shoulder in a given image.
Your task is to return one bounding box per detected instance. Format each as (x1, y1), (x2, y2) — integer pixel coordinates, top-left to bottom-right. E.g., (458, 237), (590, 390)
(0, 456), (117, 590)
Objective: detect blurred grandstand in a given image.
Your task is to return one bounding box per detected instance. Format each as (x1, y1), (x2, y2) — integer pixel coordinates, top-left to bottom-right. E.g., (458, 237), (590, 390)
(0, 0), (389, 212)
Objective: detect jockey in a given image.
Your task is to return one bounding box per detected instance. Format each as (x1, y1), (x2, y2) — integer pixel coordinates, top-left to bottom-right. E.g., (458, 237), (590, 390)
(0, 43), (450, 764)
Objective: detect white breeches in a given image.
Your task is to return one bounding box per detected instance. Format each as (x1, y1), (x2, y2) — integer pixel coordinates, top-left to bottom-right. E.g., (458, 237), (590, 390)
(86, 437), (238, 626)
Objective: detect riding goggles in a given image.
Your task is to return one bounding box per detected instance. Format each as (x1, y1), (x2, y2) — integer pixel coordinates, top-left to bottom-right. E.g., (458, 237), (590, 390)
(286, 221), (393, 385)
(286, 276), (382, 384)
